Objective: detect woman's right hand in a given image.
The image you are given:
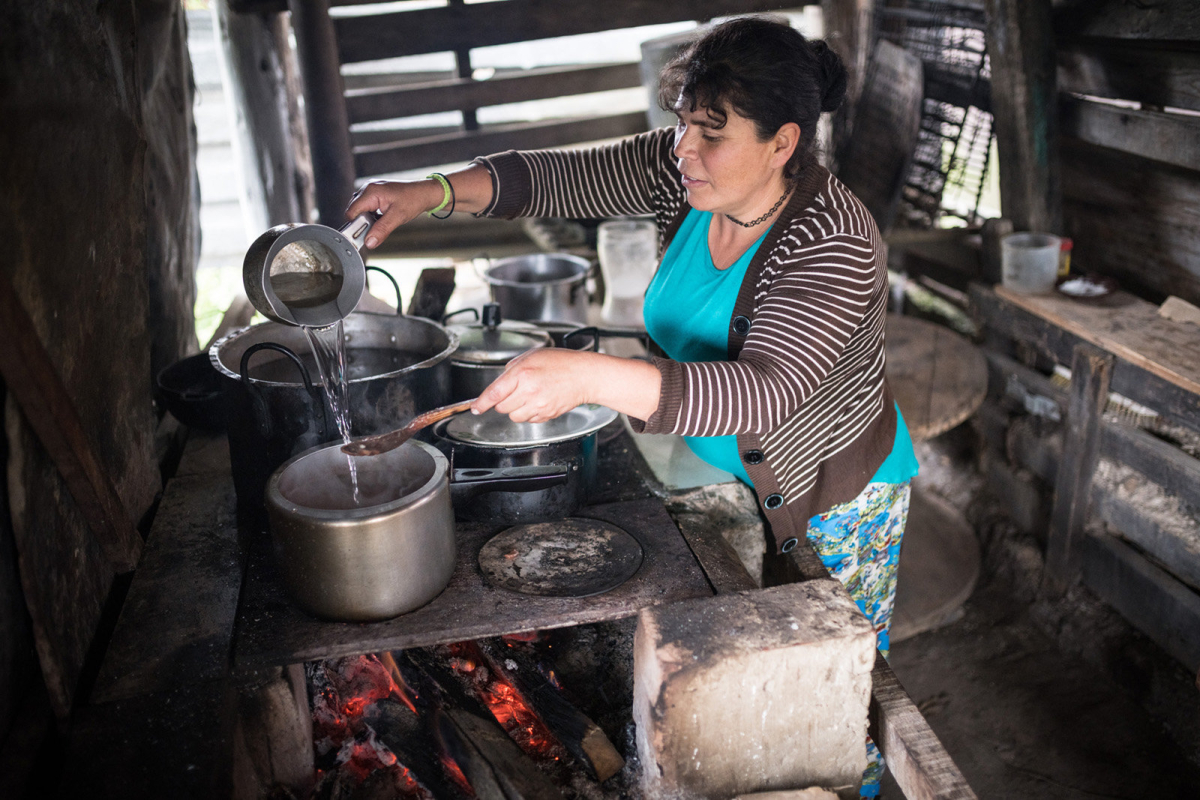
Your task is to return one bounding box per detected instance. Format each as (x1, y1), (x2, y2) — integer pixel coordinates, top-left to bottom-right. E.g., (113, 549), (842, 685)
(345, 179), (445, 249)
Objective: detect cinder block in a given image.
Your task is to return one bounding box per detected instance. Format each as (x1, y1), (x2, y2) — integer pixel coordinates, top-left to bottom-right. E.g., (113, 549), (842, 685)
(634, 580), (875, 799)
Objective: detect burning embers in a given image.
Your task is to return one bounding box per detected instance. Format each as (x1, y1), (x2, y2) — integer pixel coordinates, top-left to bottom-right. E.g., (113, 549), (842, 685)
(308, 634), (627, 799)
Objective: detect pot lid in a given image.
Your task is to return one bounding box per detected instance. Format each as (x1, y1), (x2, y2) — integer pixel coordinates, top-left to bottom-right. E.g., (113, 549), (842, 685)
(444, 404), (618, 447)
(449, 323), (552, 364)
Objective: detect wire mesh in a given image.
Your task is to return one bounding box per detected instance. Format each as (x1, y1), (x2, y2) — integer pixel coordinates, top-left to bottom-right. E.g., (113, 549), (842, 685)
(875, 0), (994, 227)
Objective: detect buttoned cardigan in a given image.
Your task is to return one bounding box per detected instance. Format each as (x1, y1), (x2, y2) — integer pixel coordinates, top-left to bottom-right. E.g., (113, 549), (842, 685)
(475, 127), (896, 552)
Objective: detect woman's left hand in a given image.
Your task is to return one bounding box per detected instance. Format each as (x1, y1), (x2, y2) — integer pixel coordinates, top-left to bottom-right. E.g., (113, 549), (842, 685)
(471, 349), (593, 423)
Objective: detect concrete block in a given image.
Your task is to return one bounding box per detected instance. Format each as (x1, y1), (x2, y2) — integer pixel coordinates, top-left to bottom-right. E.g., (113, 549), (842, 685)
(634, 581), (875, 799)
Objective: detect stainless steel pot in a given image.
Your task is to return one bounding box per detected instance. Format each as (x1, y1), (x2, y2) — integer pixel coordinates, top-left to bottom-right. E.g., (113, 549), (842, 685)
(243, 212), (377, 327)
(444, 303), (551, 402)
(480, 253), (591, 324)
(210, 312), (457, 517)
(265, 440), (566, 621)
(433, 405), (617, 523)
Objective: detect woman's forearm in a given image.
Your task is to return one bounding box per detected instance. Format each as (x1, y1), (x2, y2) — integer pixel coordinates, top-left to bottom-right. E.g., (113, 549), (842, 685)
(347, 163), (496, 248)
(582, 353), (662, 422)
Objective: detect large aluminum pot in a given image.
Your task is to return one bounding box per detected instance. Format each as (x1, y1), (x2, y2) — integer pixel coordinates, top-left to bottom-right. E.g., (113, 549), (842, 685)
(265, 440), (569, 621)
(210, 312), (457, 517)
(480, 253), (591, 324)
(266, 440), (456, 621)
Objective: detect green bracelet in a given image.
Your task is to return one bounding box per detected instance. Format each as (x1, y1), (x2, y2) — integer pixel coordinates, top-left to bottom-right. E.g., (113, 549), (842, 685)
(426, 173), (453, 217)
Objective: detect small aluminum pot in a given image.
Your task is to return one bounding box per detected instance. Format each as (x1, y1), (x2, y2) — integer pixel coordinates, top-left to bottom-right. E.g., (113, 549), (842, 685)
(432, 405), (617, 523)
(444, 304), (551, 402)
(480, 253), (591, 324)
(265, 440), (566, 621)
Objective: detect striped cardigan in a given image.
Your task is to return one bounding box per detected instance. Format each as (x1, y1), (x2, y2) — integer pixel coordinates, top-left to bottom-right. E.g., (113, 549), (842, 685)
(476, 127), (896, 552)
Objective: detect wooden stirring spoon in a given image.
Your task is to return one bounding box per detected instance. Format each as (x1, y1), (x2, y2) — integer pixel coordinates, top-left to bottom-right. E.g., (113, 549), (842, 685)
(341, 399), (476, 456)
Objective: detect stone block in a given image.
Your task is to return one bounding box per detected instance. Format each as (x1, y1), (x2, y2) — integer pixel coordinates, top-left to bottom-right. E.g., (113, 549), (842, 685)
(634, 580), (875, 799)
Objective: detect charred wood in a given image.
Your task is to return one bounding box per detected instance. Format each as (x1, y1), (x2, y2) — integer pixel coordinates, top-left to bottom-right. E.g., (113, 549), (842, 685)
(476, 638), (624, 782)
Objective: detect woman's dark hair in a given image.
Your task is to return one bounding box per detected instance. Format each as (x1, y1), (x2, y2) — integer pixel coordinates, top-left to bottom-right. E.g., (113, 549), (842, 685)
(657, 16), (847, 180)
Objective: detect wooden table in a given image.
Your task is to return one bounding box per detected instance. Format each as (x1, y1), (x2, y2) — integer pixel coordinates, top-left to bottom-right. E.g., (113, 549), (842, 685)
(886, 313), (988, 441)
(995, 285), (1200, 398)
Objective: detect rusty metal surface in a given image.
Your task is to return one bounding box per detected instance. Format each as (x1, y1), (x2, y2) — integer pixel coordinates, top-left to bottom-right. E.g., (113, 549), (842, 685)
(478, 519), (643, 597)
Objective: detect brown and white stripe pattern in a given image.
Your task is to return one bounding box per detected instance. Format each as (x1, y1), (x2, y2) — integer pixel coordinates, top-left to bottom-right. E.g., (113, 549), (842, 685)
(477, 127), (891, 516)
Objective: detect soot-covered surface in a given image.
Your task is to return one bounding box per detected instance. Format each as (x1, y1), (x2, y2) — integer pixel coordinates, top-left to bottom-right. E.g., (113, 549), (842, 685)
(233, 497), (711, 670)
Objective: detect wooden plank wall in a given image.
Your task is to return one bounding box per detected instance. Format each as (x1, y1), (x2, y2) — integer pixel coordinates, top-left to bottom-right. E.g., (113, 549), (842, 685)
(327, 0), (796, 183)
(1055, 0), (1200, 306)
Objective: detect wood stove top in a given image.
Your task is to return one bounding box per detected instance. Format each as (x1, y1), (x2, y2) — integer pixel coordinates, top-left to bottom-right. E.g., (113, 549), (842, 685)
(232, 497), (713, 670)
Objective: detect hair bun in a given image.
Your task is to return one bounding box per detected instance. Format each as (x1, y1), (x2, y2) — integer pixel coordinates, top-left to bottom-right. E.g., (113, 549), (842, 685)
(811, 40), (848, 113)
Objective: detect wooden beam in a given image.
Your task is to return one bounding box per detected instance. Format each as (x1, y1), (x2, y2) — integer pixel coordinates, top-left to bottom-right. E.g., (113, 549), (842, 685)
(985, 0), (1060, 233)
(869, 654), (978, 800)
(1059, 42), (1200, 113)
(354, 112), (647, 178)
(1054, 0), (1200, 43)
(0, 272), (141, 572)
(985, 351), (1200, 590)
(1091, 490), (1200, 593)
(971, 285), (1200, 434)
(1060, 95), (1200, 173)
(346, 62), (642, 124)
(333, 0), (794, 64)
(1043, 344), (1114, 595)
(1083, 533), (1200, 671)
(289, 0), (356, 225)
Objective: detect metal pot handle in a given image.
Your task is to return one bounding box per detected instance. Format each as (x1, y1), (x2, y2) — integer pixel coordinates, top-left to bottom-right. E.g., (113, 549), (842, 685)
(338, 210), (382, 250)
(239, 342), (327, 439)
(470, 253), (492, 282)
(442, 307), (479, 325)
(449, 465), (569, 502)
(562, 326), (650, 352)
(365, 265), (402, 315)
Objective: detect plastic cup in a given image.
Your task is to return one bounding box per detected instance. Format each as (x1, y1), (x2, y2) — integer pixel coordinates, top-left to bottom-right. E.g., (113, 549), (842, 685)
(597, 219), (658, 325)
(1000, 232), (1062, 294)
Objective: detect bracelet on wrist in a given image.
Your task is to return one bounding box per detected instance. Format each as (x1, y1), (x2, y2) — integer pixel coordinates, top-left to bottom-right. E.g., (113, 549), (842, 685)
(426, 173), (455, 219)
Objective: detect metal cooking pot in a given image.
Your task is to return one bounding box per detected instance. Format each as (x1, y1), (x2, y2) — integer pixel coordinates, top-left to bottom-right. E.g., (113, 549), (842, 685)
(480, 253), (591, 324)
(433, 404), (617, 523)
(210, 311), (457, 517)
(243, 212), (378, 327)
(444, 303), (552, 402)
(265, 440), (566, 621)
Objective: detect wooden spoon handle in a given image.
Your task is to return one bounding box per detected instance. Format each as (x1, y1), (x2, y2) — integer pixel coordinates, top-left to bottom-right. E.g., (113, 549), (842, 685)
(341, 399), (477, 456)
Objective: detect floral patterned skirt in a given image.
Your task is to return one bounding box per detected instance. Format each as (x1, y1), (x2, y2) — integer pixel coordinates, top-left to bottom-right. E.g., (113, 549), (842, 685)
(806, 480), (912, 798)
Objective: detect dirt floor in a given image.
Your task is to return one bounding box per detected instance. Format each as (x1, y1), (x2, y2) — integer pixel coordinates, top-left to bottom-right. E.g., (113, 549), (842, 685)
(881, 430), (1200, 799)
(885, 577), (1199, 799)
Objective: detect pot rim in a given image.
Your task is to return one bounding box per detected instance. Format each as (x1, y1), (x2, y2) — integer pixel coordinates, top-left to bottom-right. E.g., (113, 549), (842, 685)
(207, 312), (459, 388)
(481, 253), (591, 289)
(266, 439), (447, 521)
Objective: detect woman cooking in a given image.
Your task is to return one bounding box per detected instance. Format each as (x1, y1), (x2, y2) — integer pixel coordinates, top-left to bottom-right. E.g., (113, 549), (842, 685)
(347, 17), (917, 796)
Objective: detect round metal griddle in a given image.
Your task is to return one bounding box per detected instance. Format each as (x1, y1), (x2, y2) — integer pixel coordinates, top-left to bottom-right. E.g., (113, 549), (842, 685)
(478, 519), (643, 597)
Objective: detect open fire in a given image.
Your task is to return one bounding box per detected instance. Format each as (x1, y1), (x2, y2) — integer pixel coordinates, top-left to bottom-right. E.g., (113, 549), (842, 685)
(307, 631), (629, 799)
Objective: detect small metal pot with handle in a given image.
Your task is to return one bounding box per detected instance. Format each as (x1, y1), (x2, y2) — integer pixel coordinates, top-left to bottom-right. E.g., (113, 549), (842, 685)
(443, 302), (552, 401)
(479, 253), (591, 324)
(243, 212), (379, 327)
(265, 440), (567, 621)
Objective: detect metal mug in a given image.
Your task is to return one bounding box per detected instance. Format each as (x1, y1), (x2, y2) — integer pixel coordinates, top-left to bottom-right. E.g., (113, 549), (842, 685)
(243, 212), (379, 327)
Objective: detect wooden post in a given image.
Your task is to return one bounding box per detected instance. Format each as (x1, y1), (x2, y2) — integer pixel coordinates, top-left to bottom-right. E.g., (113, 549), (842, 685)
(822, 0), (874, 160)
(980, 217), (1014, 285)
(449, 0), (480, 131)
(288, 0), (356, 226)
(1043, 344), (1114, 595)
(985, 0), (1060, 233)
(215, 1), (307, 228)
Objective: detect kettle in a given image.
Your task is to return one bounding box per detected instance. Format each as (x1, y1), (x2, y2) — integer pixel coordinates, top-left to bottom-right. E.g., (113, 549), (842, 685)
(242, 212), (379, 327)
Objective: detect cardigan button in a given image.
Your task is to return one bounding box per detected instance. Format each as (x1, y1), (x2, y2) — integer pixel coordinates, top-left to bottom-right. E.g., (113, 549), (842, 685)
(764, 493), (784, 509)
(743, 449), (764, 465)
(732, 315), (751, 335)
(781, 537), (799, 553)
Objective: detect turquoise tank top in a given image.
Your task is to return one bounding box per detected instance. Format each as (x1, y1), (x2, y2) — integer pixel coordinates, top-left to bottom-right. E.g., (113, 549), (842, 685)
(642, 208), (918, 486)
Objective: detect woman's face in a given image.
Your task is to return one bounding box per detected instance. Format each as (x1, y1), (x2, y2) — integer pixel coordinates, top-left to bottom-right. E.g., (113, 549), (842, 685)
(672, 101), (796, 217)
